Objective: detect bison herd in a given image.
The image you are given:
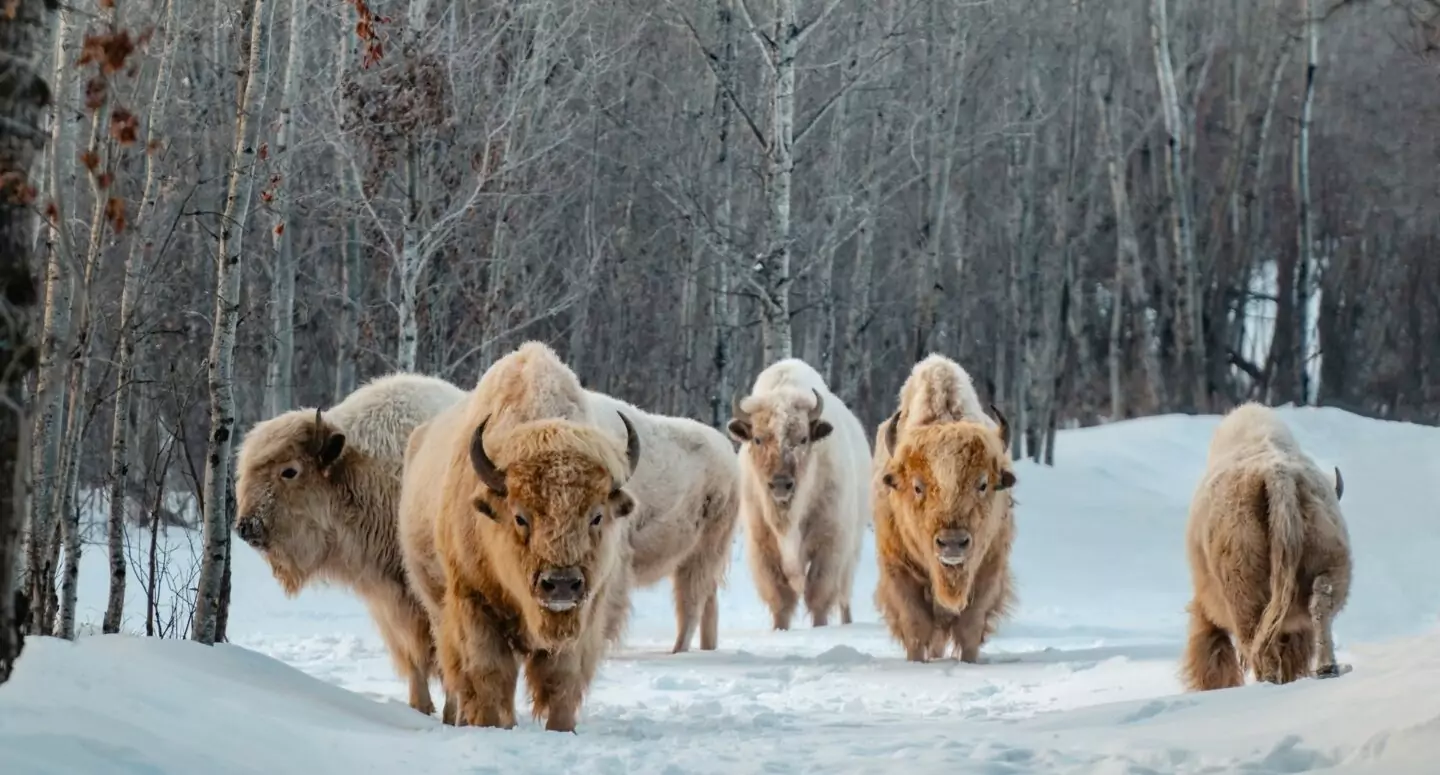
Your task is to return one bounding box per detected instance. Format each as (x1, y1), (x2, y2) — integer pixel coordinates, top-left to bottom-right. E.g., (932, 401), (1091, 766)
(232, 342), (1353, 733)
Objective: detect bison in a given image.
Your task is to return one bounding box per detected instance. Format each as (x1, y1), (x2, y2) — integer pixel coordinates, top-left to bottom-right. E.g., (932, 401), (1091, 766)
(233, 372), (467, 716)
(410, 342), (739, 655)
(400, 400), (641, 731)
(728, 358), (871, 630)
(872, 354), (1016, 663)
(1182, 402), (1351, 691)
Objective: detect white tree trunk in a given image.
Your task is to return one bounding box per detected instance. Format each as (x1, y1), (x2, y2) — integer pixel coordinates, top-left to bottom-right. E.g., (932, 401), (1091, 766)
(1296, 0), (1320, 404)
(265, 0), (306, 415)
(1149, 0), (1206, 408)
(104, 0), (178, 635)
(26, 7), (73, 635)
(758, 0), (798, 364)
(195, 0), (267, 645)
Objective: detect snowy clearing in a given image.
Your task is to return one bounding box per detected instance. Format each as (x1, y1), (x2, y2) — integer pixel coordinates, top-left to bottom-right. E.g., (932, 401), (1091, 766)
(3, 405), (1440, 774)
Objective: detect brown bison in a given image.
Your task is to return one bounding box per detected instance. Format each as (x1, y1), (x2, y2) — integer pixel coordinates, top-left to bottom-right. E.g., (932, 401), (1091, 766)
(729, 358), (872, 630)
(234, 373), (467, 716)
(1183, 402), (1351, 691)
(410, 342), (739, 656)
(872, 354), (1017, 663)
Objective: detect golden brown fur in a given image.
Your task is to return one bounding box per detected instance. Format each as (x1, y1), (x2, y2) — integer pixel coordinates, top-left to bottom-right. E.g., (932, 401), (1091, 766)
(730, 358), (872, 630)
(871, 355), (1016, 663)
(1182, 402), (1351, 691)
(234, 373), (466, 716)
(438, 342), (740, 655)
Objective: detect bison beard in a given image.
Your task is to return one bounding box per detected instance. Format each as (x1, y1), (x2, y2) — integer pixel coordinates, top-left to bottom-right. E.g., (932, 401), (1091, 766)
(435, 413), (640, 732)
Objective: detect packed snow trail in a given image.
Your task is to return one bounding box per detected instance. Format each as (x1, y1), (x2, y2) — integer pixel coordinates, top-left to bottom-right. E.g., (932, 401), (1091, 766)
(3, 406), (1439, 773)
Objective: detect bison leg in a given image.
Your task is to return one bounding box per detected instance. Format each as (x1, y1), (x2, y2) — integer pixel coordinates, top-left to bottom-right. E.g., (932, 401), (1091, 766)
(1181, 603), (1243, 691)
(364, 588), (437, 717)
(438, 590), (519, 728)
(954, 603), (993, 664)
(525, 635), (604, 733)
(670, 545), (725, 653)
(1310, 572), (1345, 677)
(840, 603), (852, 625)
(875, 563), (935, 662)
(700, 592), (719, 651)
(747, 526), (799, 631)
(803, 543), (845, 628)
(441, 691), (458, 726)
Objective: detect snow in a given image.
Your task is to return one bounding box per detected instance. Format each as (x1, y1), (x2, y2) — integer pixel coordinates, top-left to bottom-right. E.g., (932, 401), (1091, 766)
(4, 405), (1440, 774)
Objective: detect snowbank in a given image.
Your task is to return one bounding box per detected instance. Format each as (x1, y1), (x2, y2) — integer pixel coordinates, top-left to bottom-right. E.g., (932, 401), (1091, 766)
(3, 405), (1438, 773)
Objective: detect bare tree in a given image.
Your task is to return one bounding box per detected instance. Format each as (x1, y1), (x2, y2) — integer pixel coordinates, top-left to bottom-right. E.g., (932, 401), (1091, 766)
(194, 0), (267, 645)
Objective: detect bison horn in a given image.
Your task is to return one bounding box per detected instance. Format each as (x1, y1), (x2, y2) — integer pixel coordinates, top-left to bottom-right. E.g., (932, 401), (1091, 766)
(731, 392), (751, 423)
(1333, 466), (1344, 501)
(809, 388), (825, 422)
(882, 410), (900, 456)
(990, 403), (1011, 448)
(311, 408), (326, 450)
(617, 411), (642, 476)
(469, 416), (508, 497)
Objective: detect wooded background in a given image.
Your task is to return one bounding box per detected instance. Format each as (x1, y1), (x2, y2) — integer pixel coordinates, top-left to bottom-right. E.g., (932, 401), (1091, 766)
(10, 0), (1440, 644)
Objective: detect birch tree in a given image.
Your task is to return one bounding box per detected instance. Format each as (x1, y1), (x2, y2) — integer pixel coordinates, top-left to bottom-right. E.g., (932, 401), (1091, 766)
(264, 0), (306, 416)
(0, 0), (54, 684)
(194, 0), (268, 645)
(105, 0), (179, 635)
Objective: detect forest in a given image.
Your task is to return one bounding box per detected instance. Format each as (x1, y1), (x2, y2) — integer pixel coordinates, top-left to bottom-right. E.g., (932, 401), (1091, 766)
(0, 0), (1438, 664)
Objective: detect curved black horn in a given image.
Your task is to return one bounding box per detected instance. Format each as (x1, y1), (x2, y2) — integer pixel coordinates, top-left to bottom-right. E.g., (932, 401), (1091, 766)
(469, 416), (508, 496)
(618, 411), (642, 475)
(809, 388), (825, 422)
(882, 410), (900, 456)
(311, 408), (326, 448)
(1334, 466), (1344, 501)
(990, 403), (1011, 448)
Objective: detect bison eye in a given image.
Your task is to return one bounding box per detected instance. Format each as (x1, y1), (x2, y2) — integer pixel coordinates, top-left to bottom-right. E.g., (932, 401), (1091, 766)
(913, 481), (924, 498)
(977, 476), (988, 493)
(280, 468), (298, 480)
(513, 512), (530, 529)
(590, 509), (604, 528)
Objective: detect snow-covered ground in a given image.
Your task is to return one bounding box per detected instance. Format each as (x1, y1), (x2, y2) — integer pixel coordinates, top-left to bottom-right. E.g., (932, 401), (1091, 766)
(4, 405), (1440, 774)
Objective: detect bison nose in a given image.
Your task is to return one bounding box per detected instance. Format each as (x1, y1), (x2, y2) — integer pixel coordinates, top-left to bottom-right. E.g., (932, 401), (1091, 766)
(536, 567), (586, 611)
(235, 516), (267, 548)
(935, 529), (972, 566)
(769, 475), (796, 500)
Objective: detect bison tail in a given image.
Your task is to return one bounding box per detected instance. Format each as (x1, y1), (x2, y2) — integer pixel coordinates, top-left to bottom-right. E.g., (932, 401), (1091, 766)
(1252, 465), (1303, 664)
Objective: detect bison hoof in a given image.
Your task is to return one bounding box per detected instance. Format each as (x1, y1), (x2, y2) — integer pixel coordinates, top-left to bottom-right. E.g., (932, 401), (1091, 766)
(1315, 663), (1350, 679)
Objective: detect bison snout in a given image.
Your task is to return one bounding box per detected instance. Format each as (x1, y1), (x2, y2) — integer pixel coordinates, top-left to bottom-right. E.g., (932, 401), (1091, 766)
(536, 567), (586, 612)
(769, 474), (796, 503)
(235, 516), (267, 549)
(935, 529), (972, 567)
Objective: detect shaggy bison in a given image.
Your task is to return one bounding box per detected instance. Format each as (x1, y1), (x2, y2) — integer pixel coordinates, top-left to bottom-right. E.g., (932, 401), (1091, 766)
(872, 355), (1016, 663)
(412, 343), (739, 655)
(1182, 402), (1351, 691)
(729, 358), (871, 630)
(234, 373), (467, 716)
(400, 397), (640, 731)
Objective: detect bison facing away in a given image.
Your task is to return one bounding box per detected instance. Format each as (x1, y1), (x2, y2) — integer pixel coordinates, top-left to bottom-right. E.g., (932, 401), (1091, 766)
(872, 354), (1016, 663)
(400, 402), (640, 732)
(233, 373), (467, 716)
(1183, 402), (1351, 691)
(729, 358), (871, 630)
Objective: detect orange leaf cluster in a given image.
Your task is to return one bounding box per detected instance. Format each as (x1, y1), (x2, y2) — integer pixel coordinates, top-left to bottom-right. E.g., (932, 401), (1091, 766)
(105, 197), (126, 233)
(78, 31), (136, 76)
(109, 108), (140, 144)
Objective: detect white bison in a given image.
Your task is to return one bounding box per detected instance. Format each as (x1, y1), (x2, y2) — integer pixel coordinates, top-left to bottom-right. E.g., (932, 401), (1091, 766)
(234, 373), (467, 716)
(728, 358), (871, 629)
(1183, 402), (1351, 691)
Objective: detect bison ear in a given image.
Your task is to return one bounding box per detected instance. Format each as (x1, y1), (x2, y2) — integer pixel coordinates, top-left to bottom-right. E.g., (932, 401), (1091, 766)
(727, 419), (752, 443)
(317, 432), (346, 470)
(471, 497), (498, 521)
(996, 468), (1017, 491)
(809, 420), (833, 443)
(609, 488), (636, 518)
